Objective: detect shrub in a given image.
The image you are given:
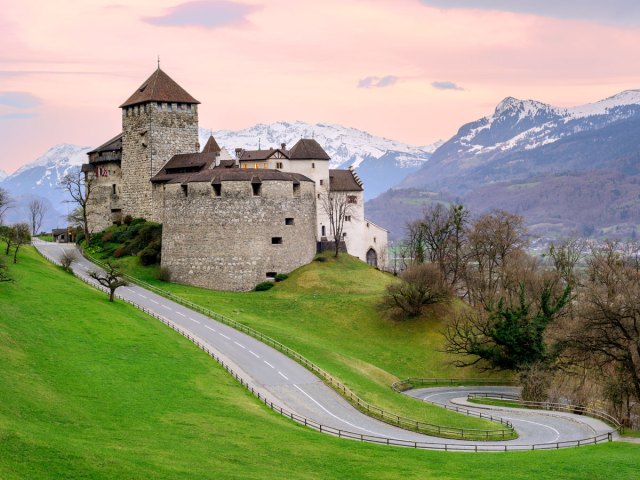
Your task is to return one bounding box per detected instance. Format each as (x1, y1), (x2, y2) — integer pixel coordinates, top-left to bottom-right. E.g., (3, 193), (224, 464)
(157, 266), (172, 282)
(76, 232), (85, 244)
(130, 217), (146, 226)
(123, 214), (133, 225)
(275, 273), (288, 282)
(101, 230), (114, 243)
(255, 281), (274, 291)
(60, 250), (77, 272)
(113, 247), (126, 258)
(314, 256), (327, 262)
(138, 244), (160, 266)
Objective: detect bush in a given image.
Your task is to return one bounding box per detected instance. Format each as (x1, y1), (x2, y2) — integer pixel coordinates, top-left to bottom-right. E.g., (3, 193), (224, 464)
(113, 247), (126, 258)
(60, 250), (77, 272)
(138, 243), (160, 266)
(130, 217), (146, 226)
(76, 232), (85, 244)
(255, 282), (274, 291)
(157, 266), (172, 282)
(275, 273), (288, 282)
(123, 214), (133, 225)
(381, 263), (451, 320)
(314, 256), (327, 262)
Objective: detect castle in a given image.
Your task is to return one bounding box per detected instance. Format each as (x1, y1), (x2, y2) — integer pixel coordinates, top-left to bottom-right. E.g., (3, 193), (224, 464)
(83, 67), (388, 291)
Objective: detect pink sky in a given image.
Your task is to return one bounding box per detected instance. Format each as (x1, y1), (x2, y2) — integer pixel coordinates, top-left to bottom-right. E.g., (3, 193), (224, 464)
(2, 0), (640, 174)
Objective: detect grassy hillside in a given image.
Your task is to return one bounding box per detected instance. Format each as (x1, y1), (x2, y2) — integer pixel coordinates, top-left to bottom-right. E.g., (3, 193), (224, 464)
(1, 246), (639, 479)
(88, 248), (507, 430)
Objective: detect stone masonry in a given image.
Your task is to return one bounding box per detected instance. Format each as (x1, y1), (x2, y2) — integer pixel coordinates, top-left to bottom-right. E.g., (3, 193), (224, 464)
(161, 179), (317, 291)
(120, 103), (199, 221)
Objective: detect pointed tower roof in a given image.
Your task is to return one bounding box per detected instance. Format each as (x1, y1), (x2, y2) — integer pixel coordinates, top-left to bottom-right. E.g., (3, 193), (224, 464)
(202, 136), (221, 154)
(119, 68), (200, 108)
(288, 139), (330, 160)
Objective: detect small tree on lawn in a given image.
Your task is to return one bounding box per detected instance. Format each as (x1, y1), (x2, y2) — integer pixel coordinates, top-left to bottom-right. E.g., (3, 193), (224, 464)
(60, 250), (77, 272)
(320, 188), (357, 257)
(0, 256), (11, 282)
(8, 223), (31, 264)
(89, 261), (128, 302)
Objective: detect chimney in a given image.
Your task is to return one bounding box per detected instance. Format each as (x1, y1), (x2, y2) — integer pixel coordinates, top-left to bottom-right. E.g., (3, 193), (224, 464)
(281, 143), (286, 149)
(235, 148), (243, 158)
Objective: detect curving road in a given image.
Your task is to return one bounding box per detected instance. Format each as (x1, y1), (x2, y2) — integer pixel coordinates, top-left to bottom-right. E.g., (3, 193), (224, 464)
(34, 240), (617, 451)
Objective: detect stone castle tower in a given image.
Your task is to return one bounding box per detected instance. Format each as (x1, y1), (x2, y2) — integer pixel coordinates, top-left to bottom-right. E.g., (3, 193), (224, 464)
(119, 67), (200, 220)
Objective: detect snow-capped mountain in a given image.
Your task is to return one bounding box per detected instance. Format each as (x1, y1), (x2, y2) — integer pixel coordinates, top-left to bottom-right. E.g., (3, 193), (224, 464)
(0, 169), (7, 181)
(0, 144), (91, 231)
(401, 90), (640, 193)
(201, 121), (440, 199)
(367, 90), (640, 240)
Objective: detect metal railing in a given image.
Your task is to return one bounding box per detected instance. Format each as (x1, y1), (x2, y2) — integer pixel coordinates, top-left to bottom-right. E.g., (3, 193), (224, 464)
(31, 242), (616, 451)
(467, 393), (623, 431)
(76, 247), (514, 440)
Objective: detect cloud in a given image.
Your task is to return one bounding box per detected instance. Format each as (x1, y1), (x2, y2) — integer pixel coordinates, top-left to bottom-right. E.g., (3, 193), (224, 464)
(144, 0), (260, 29)
(0, 92), (41, 109)
(431, 81), (464, 91)
(419, 1), (640, 26)
(357, 75), (398, 88)
(0, 112), (37, 120)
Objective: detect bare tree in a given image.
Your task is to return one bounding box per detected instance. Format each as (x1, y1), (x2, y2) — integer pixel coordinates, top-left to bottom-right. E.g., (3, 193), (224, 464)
(0, 187), (13, 225)
(319, 189), (357, 257)
(7, 223), (31, 264)
(27, 198), (47, 236)
(546, 238), (586, 287)
(559, 242), (640, 424)
(89, 261), (128, 302)
(464, 210), (528, 307)
(60, 250), (77, 272)
(60, 169), (94, 244)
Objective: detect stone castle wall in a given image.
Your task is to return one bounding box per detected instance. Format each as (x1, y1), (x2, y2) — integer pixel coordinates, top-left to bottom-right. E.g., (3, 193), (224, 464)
(120, 103), (199, 221)
(85, 162), (123, 233)
(161, 180), (317, 291)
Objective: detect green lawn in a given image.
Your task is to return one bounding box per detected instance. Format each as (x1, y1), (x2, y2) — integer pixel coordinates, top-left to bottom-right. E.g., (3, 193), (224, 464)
(1, 246), (639, 479)
(87, 248), (510, 432)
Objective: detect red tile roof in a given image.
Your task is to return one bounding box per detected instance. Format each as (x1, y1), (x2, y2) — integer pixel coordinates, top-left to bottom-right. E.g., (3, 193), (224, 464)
(120, 68), (200, 108)
(202, 136), (221, 153)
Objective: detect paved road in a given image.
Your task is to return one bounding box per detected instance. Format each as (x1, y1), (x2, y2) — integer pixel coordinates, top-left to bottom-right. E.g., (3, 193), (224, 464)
(34, 240), (617, 451)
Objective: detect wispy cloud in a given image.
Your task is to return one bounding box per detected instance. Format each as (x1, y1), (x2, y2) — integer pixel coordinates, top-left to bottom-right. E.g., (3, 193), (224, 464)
(144, 1), (260, 29)
(419, 1), (640, 26)
(431, 81), (464, 91)
(357, 75), (398, 89)
(0, 92), (41, 109)
(0, 112), (37, 120)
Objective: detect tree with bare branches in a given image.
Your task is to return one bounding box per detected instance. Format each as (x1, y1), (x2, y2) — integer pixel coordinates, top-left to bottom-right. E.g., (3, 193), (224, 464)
(60, 169), (94, 244)
(319, 188), (357, 257)
(558, 242), (640, 425)
(27, 198), (47, 236)
(89, 261), (128, 302)
(0, 187), (13, 225)
(5, 223), (31, 264)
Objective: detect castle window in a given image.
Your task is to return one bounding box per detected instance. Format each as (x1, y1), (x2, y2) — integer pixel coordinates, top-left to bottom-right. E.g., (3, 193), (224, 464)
(252, 182), (262, 196)
(271, 237), (283, 245)
(374, 236), (377, 243)
(285, 218), (294, 225)
(112, 184), (117, 195)
(254, 163), (259, 169)
(266, 272), (277, 278)
(276, 162), (283, 169)
(366, 222), (370, 228)
(212, 184), (221, 197)
(319, 179), (324, 186)
(312, 162), (315, 169)
(181, 184), (188, 196)
(317, 193), (320, 199)
(345, 215), (351, 222)
(343, 232), (347, 237)
(293, 183), (300, 197)
(321, 226), (326, 237)
(347, 195), (357, 204)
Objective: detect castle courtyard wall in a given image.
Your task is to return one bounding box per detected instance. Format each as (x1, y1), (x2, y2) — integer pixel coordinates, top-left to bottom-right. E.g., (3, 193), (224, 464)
(161, 180), (317, 291)
(86, 162), (123, 233)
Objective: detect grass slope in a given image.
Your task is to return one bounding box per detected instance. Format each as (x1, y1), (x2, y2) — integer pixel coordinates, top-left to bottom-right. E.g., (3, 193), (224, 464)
(0, 247), (639, 479)
(101, 250), (507, 430)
